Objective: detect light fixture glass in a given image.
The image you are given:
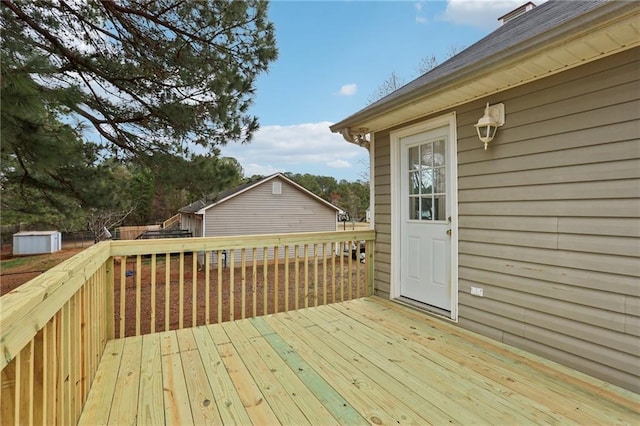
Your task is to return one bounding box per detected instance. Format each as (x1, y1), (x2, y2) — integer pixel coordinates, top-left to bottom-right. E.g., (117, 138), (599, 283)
(475, 102), (505, 150)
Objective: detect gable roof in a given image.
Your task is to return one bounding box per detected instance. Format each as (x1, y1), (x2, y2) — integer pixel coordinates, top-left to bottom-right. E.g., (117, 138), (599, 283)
(331, 0), (639, 141)
(179, 172), (342, 214)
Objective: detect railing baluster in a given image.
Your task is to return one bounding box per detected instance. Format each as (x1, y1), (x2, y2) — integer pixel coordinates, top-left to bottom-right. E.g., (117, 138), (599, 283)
(106, 257), (114, 340)
(294, 244), (299, 310)
(366, 239), (374, 296)
(192, 253), (198, 327)
(348, 240), (353, 300)
(33, 327), (44, 425)
(263, 246), (268, 315)
(20, 340), (34, 424)
(331, 242), (336, 303)
(81, 282), (88, 400)
(229, 250), (235, 321)
(119, 256), (126, 338)
(179, 252), (184, 330)
(284, 245), (290, 312)
(339, 244), (345, 302)
(165, 253), (170, 332)
(304, 244), (309, 308)
(205, 251), (211, 325)
(136, 255), (142, 336)
(43, 320), (54, 424)
(274, 245), (280, 313)
(72, 291), (81, 419)
(14, 348), (22, 422)
(151, 254), (156, 334)
(241, 248), (247, 319)
(51, 315), (59, 424)
(322, 243), (328, 306)
(217, 251), (223, 324)
(252, 247), (257, 318)
(356, 241), (361, 298)
(62, 302), (71, 425)
(313, 244), (319, 307)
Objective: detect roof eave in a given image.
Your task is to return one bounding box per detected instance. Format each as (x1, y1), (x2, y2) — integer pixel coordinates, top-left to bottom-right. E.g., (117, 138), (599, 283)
(330, 1), (639, 140)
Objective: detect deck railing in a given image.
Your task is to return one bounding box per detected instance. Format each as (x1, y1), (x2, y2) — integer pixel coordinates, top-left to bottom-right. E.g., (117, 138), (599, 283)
(0, 230), (374, 425)
(161, 212), (181, 229)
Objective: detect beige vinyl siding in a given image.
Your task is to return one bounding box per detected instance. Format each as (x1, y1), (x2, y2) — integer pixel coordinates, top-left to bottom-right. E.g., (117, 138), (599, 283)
(372, 48), (639, 392)
(455, 48), (639, 392)
(373, 132), (392, 298)
(180, 213), (202, 237)
(204, 177), (337, 236)
(202, 176), (338, 262)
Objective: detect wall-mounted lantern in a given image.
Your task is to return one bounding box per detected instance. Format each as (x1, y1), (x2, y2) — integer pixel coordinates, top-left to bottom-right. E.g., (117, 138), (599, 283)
(475, 102), (505, 150)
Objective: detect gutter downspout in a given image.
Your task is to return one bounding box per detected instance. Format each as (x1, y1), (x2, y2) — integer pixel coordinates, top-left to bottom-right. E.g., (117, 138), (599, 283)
(340, 127), (371, 150)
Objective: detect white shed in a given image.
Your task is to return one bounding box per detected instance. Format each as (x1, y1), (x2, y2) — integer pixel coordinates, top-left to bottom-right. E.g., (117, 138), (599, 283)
(13, 231), (62, 255)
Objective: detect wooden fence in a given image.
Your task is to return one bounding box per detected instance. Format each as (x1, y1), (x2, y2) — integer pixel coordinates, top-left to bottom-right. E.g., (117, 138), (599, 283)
(0, 230), (374, 425)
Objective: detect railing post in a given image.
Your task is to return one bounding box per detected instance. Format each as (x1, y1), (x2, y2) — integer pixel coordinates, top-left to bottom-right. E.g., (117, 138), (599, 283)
(105, 256), (115, 340)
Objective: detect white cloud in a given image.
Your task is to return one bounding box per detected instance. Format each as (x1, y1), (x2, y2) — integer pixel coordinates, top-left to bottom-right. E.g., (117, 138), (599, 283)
(219, 122), (369, 181)
(415, 1), (428, 24)
(241, 163), (283, 177)
(337, 83), (357, 96)
(439, 0), (546, 30)
(327, 160), (352, 169)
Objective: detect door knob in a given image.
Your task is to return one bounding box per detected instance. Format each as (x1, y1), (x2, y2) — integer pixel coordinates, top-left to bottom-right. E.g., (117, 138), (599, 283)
(446, 229), (452, 236)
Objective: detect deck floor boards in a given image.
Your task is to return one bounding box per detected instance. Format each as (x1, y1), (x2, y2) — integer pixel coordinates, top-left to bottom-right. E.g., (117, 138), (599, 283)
(79, 297), (640, 425)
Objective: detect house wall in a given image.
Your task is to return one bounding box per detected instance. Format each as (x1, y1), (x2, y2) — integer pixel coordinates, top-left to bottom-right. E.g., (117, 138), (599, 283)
(203, 176), (338, 237)
(181, 213), (202, 238)
(372, 48), (639, 392)
(201, 176), (338, 262)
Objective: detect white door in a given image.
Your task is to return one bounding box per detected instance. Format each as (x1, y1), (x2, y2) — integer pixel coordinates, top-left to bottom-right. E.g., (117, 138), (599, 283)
(399, 126), (452, 310)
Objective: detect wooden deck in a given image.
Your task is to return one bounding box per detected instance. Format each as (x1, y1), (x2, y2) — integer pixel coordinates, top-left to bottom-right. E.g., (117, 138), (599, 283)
(79, 297), (639, 425)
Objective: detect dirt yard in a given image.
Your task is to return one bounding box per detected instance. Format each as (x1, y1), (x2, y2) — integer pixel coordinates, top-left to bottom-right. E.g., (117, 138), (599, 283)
(114, 253), (365, 337)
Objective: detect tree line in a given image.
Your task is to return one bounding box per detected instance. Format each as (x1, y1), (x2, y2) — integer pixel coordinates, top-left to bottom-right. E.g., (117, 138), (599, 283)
(283, 173), (369, 222)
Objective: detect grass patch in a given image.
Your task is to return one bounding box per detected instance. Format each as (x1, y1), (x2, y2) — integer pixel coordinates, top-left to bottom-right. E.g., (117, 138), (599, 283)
(1, 256), (37, 271)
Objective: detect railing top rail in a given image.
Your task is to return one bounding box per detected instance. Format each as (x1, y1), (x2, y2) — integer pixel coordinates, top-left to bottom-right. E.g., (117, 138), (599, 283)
(0, 242), (110, 369)
(110, 229), (375, 256)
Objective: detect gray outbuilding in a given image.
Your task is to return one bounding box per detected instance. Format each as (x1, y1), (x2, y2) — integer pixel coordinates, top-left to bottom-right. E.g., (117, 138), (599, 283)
(13, 231), (62, 255)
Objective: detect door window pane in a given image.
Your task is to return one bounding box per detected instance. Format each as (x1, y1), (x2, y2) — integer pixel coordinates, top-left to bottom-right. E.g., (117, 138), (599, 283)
(409, 197), (420, 220)
(433, 139), (446, 166)
(421, 197), (433, 220)
(409, 146), (420, 170)
(433, 195), (446, 220)
(434, 167), (446, 193)
(409, 171), (420, 195)
(421, 170), (433, 194)
(421, 143), (433, 167)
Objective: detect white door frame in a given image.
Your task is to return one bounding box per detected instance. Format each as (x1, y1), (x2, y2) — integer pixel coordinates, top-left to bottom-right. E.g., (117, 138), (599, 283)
(389, 113), (459, 321)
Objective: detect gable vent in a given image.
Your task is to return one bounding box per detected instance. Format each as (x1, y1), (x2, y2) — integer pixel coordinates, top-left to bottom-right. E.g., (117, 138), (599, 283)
(498, 1), (536, 26)
(272, 181), (282, 195)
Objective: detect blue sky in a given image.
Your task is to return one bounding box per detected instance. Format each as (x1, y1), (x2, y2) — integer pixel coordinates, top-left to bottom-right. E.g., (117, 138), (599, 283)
(220, 0), (542, 181)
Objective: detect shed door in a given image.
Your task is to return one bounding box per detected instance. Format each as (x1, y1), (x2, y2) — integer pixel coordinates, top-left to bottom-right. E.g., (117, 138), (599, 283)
(399, 126), (452, 311)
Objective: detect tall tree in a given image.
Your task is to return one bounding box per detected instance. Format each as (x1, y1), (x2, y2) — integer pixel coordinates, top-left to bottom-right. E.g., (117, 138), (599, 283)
(367, 71), (405, 104)
(2, 0), (278, 154)
(369, 45), (465, 103)
(1, 0), (277, 227)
